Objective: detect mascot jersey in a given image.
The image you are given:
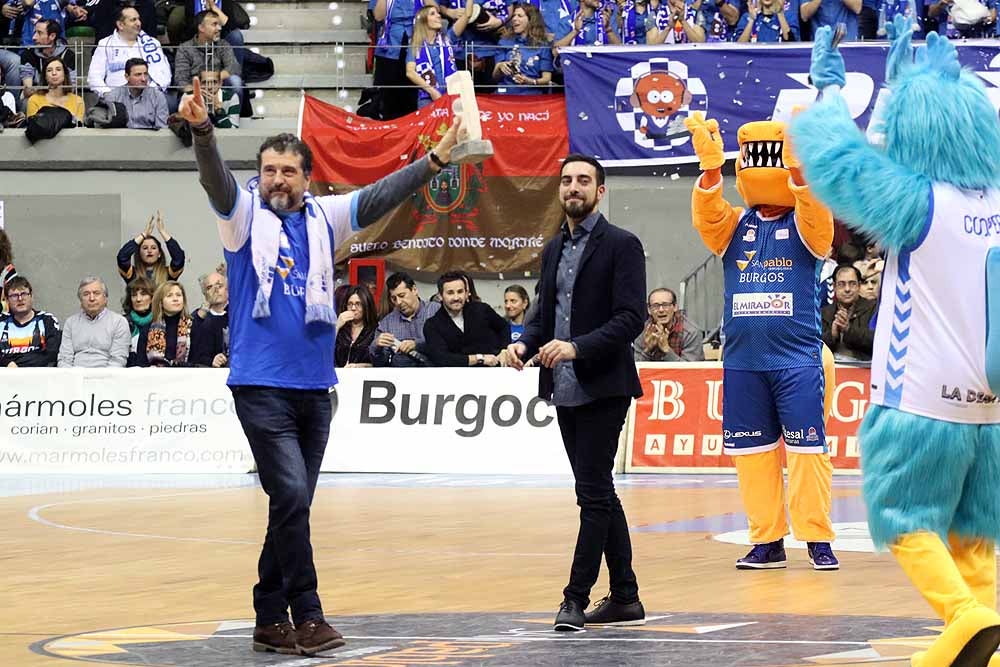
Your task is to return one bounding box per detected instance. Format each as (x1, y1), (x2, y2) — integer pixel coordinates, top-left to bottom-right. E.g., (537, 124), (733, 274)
(870, 183), (1000, 423)
(722, 208), (824, 372)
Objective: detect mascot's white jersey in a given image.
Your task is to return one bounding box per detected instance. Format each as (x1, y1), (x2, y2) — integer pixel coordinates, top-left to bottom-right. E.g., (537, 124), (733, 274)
(870, 183), (1000, 423)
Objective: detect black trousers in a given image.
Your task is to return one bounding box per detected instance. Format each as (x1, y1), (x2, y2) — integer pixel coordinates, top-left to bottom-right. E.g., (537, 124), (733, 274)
(556, 396), (639, 607)
(858, 6), (879, 40)
(372, 36), (417, 120)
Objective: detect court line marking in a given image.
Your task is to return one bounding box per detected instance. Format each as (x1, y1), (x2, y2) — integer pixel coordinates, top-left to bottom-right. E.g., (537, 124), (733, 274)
(45, 632), (884, 646)
(26, 491), (564, 556)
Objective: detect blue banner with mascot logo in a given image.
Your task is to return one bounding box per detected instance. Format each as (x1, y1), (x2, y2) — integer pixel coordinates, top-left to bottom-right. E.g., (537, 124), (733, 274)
(561, 42), (1000, 169)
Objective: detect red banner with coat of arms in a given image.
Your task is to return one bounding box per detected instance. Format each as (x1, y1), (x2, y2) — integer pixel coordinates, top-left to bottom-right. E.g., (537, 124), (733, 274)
(299, 94), (569, 274)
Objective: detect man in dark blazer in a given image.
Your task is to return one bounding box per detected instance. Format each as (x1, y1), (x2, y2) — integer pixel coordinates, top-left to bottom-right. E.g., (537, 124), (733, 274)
(506, 154), (647, 631)
(423, 271), (510, 367)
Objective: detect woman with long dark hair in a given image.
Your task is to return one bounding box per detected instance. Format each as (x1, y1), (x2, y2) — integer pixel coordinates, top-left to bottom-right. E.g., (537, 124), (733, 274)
(493, 4), (553, 94)
(335, 285), (378, 367)
(116, 210), (186, 287)
(26, 57), (85, 121)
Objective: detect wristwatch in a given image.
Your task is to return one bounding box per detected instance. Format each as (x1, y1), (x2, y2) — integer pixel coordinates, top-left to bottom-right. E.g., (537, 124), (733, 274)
(476, 354), (485, 366)
(429, 150), (450, 170)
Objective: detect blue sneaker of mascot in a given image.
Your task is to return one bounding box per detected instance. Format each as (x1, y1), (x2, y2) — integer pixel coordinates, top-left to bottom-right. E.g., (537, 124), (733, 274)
(791, 17), (1000, 667)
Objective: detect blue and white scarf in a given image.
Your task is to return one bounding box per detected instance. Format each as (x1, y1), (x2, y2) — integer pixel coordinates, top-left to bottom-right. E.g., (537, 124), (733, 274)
(414, 32), (458, 96)
(246, 177), (336, 326)
(574, 7), (607, 44)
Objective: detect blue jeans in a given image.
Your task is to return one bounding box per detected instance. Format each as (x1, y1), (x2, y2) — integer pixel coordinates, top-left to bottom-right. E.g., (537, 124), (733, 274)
(224, 29), (246, 67)
(0, 48), (20, 91)
(231, 385), (333, 626)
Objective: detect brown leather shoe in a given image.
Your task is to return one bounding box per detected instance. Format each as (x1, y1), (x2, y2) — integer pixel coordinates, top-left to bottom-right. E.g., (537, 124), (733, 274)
(296, 618), (346, 655)
(252, 621), (298, 654)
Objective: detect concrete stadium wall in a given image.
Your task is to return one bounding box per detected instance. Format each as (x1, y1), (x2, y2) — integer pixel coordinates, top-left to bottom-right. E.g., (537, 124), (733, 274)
(0, 130), (734, 321)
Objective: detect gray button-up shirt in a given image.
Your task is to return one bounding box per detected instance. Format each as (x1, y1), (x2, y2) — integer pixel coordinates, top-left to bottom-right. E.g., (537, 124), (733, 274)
(552, 211), (599, 407)
(105, 85), (168, 129)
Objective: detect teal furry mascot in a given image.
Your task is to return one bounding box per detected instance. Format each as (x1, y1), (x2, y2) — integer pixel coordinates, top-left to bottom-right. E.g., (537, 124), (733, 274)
(790, 17), (1000, 667)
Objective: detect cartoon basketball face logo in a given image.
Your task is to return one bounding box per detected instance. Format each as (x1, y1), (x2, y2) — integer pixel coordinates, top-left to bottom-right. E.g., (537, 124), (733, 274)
(615, 57), (708, 151)
(631, 72), (691, 121)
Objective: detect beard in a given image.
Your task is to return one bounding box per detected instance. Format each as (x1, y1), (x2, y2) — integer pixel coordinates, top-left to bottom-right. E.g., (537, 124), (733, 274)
(561, 196), (596, 220)
(263, 187), (297, 212)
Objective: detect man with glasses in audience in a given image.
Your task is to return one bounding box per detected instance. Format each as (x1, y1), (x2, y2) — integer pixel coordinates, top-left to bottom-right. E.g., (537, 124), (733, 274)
(633, 287), (704, 362)
(821, 264), (876, 362)
(191, 269), (229, 367)
(0, 276), (61, 367)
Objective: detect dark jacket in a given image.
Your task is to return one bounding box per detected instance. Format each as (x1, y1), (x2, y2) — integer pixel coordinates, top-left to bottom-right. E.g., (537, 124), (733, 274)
(423, 300), (510, 367)
(335, 324), (376, 367)
(519, 215), (646, 401)
(189, 307), (228, 366)
(821, 296), (877, 361)
(116, 236), (186, 284)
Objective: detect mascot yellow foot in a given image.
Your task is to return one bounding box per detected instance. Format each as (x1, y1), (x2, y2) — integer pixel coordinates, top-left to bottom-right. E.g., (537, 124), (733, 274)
(893, 532), (1000, 666)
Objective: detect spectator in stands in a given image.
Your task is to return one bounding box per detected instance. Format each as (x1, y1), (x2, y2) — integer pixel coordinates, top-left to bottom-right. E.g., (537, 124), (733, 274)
(197, 67), (240, 128)
(133, 281), (193, 367)
(859, 266), (881, 301)
(503, 284), (529, 343)
(13, 0), (85, 46)
(87, 6), (171, 96)
(335, 284), (377, 367)
(174, 10), (243, 105)
(616, 0), (666, 43)
(57, 276), (130, 368)
(122, 275), (154, 366)
(26, 57), (84, 121)
(190, 270), (229, 367)
(168, 0), (247, 66)
(0, 12), (21, 93)
(371, 271), (439, 366)
(801, 0), (860, 40)
(405, 0), (471, 109)
(556, 0), (622, 45)
(0, 276), (60, 367)
(781, 0), (802, 38)
(82, 0), (157, 41)
(699, 0), (740, 41)
(423, 271), (509, 366)
(104, 58), (168, 129)
(736, 0), (793, 41)
(117, 211), (185, 285)
(19, 19), (75, 100)
(373, 0), (433, 119)
(539, 0), (575, 40)
(494, 4), (553, 94)
(645, 0), (705, 42)
(633, 287), (704, 362)
(821, 264), (876, 362)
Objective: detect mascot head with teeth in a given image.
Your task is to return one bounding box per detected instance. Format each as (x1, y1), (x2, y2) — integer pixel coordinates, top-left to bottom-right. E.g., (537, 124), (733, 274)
(735, 121), (797, 210)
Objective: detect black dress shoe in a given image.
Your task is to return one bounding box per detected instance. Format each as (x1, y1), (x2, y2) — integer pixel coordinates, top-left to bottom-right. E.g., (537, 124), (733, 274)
(554, 599), (585, 631)
(584, 595), (646, 626)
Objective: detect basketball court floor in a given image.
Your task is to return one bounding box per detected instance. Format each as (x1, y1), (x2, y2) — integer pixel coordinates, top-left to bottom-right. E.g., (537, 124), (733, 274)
(1, 472), (958, 666)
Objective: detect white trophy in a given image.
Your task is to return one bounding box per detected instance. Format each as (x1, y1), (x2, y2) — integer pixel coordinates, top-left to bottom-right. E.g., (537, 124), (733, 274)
(445, 70), (494, 164)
